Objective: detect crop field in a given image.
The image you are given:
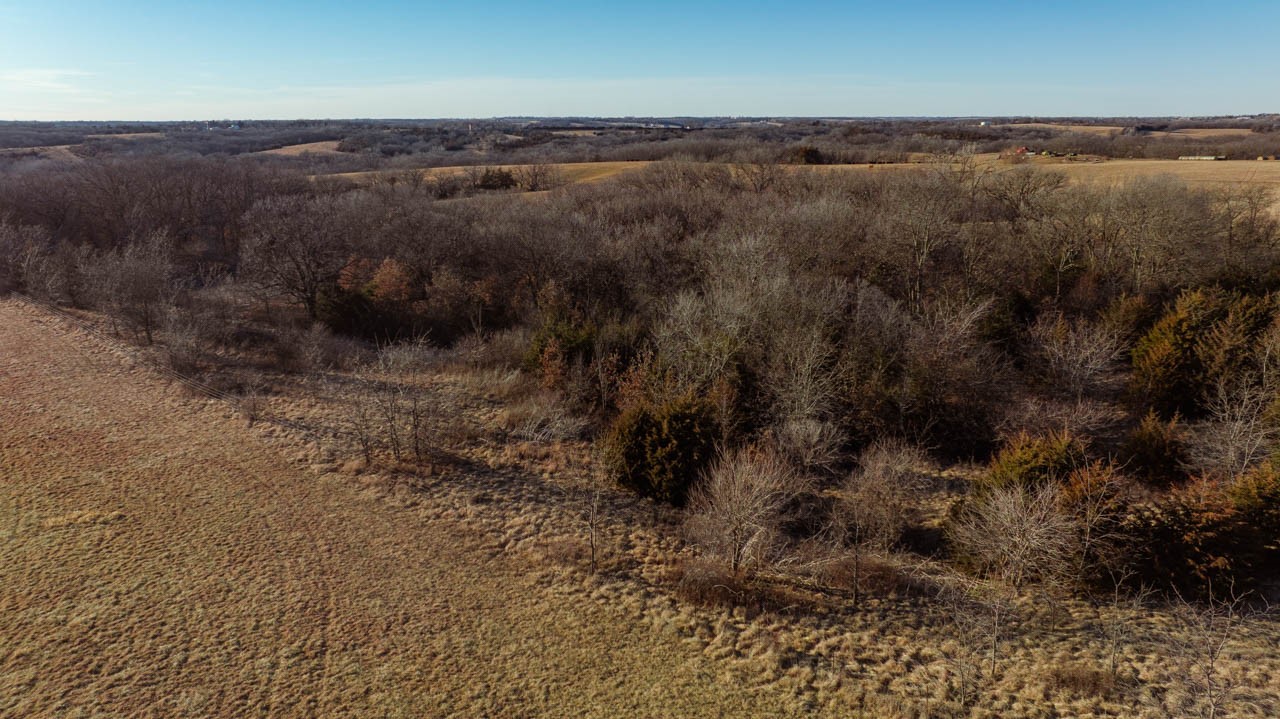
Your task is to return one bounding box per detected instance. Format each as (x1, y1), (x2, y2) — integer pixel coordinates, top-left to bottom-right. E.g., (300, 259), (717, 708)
(85, 132), (167, 140)
(998, 123), (1127, 136)
(259, 140), (344, 156)
(998, 123), (1260, 139)
(0, 144), (80, 162)
(1042, 157), (1280, 190)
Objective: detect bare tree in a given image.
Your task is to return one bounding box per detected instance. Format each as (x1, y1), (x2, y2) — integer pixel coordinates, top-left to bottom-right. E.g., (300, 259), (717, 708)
(89, 231), (176, 344)
(1029, 313), (1125, 398)
(936, 579), (1017, 708)
(338, 387), (378, 465)
(1170, 584), (1256, 719)
(514, 163), (566, 192)
(949, 483), (1078, 588)
(1185, 380), (1279, 478)
(839, 440), (928, 602)
(372, 385), (406, 462)
(407, 390), (431, 466)
(686, 447), (808, 575)
(241, 194), (354, 319)
(1095, 571), (1152, 680)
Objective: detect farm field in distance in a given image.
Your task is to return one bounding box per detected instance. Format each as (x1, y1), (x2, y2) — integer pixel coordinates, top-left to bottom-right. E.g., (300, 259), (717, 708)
(322, 155), (1280, 214)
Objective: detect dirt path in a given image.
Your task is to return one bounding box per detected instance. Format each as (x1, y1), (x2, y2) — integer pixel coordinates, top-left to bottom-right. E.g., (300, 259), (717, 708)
(0, 301), (797, 718)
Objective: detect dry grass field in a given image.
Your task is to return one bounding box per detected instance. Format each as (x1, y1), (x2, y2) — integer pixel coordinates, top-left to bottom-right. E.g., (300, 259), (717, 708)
(259, 140), (344, 156)
(0, 300), (805, 718)
(997, 123), (1260, 140)
(998, 123), (1126, 136)
(84, 132), (167, 140)
(4, 298), (1280, 717)
(1042, 157), (1280, 190)
(0, 133), (163, 163)
(0, 145), (81, 162)
(328, 161), (654, 187)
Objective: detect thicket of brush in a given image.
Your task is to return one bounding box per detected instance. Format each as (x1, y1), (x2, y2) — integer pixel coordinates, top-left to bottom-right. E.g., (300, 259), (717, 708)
(4, 149), (1280, 603)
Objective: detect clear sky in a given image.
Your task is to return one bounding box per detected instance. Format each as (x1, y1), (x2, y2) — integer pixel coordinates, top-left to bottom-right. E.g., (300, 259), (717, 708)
(2, 0), (1277, 120)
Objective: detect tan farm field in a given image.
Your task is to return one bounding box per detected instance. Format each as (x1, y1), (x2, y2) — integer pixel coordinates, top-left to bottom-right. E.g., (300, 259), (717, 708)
(1036, 157), (1280, 190)
(0, 145), (81, 162)
(85, 132), (167, 140)
(997, 123), (1260, 140)
(259, 140), (345, 156)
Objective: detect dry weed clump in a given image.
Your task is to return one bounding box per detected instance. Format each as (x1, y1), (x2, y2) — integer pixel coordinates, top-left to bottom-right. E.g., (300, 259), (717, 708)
(497, 391), (588, 442)
(238, 392), (268, 426)
(1043, 663), (1117, 699)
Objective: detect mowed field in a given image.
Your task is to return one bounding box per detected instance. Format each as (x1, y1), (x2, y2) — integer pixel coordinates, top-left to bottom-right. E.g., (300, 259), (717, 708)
(1044, 157), (1280, 190)
(259, 140), (344, 156)
(0, 300), (802, 718)
(997, 123), (1259, 139)
(0, 145), (81, 162)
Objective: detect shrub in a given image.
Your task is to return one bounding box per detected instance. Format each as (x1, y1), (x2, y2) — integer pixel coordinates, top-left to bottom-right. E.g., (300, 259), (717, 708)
(600, 394), (720, 506)
(980, 430), (1088, 492)
(948, 483), (1078, 587)
(522, 281), (597, 375)
(1228, 462), (1280, 574)
(1130, 289), (1275, 418)
(841, 440), (929, 549)
(1058, 461), (1130, 587)
(674, 557), (748, 607)
(1120, 410), (1189, 488)
(474, 167), (517, 191)
(1116, 482), (1257, 598)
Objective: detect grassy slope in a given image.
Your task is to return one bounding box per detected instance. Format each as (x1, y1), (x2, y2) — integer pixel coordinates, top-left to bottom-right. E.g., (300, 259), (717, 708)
(0, 301), (800, 718)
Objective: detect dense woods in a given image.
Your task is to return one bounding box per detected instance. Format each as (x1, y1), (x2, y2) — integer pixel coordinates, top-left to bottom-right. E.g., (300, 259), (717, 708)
(4, 119), (1280, 611)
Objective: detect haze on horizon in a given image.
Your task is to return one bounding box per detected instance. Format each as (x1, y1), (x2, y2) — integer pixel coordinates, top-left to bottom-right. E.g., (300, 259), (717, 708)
(2, 0), (1277, 121)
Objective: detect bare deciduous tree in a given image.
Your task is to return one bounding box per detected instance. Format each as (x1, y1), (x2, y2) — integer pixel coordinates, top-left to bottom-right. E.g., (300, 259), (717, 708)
(839, 440), (928, 603)
(1029, 312), (1125, 398)
(686, 447), (807, 575)
(1185, 380), (1279, 478)
(1170, 584), (1257, 719)
(241, 194), (354, 319)
(936, 579), (1017, 708)
(949, 483), (1078, 588)
(89, 231), (176, 344)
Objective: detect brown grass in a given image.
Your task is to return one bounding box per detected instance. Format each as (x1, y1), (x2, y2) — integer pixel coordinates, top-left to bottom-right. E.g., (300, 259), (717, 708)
(0, 301), (800, 717)
(0, 144), (81, 162)
(1042, 157), (1280, 189)
(997, 123), (1260, 139)
(998, 122), (1126, 136)
(85, 132), (166, 140)
(1163, 127), (1258, 139)
(259, 140), (344, 156)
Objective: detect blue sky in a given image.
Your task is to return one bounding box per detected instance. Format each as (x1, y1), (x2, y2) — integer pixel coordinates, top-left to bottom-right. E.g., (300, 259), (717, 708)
(1, 1), (1277, 120)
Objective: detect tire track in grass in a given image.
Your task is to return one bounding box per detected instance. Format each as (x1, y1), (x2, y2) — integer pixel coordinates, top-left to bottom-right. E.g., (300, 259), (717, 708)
(0, 299), (806, 718)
